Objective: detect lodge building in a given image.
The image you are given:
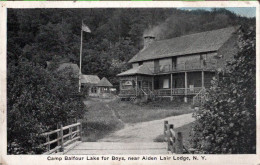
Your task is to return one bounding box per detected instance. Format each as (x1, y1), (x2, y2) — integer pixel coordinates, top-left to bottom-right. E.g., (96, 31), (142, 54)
(117, 26), (240, 103)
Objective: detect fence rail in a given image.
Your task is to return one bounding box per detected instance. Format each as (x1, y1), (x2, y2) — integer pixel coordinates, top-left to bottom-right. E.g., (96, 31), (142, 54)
(40, 121), (82, 154)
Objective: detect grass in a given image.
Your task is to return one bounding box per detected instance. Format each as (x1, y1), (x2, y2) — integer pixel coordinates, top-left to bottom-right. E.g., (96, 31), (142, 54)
(108, 98), (193, 123)
(81, 99), (124, 142)
(81, 97), (193, 141)
(154, 121), (195, 149)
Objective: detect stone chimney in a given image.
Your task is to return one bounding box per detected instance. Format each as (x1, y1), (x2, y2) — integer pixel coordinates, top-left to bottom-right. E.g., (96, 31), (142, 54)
(143, 35), (155, 49)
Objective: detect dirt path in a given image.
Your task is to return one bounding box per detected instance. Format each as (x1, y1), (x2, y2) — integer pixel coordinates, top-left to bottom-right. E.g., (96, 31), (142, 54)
(105, 104), (125, 125)
(98, 113), (195, 142)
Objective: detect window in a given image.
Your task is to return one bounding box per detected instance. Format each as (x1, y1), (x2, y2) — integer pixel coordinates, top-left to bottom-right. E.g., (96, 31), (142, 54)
(91, 87), (97, 93)
(163, 79), (169, 88)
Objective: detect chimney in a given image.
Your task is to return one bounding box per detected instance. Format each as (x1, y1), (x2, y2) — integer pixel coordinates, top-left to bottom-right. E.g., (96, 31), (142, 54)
(143, 35), (155, 49)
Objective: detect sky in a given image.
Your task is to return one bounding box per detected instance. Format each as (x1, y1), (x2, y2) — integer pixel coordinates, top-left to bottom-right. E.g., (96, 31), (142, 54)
(180, 7), (256, 18)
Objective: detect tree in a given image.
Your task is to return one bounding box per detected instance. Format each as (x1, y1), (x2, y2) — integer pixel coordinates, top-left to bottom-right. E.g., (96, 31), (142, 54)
(191, 26), (256, 154)
(7, 8), (256, 154)
(7, 59), (85, 154)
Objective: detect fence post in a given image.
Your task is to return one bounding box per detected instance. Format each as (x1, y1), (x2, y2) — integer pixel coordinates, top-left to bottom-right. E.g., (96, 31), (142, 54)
(166, 124), (170, 152)
(80, 121), (83, 141)
(164, 121), (168, 141)
(77, 119), (82, 141)
(169, 124), (174, 153)
(176, 132), (183, 154)
(57, 124), (60, 148)
(46, 134), (50, 152)
(60, 124), (64, 152)
(69, 127), (72, 140)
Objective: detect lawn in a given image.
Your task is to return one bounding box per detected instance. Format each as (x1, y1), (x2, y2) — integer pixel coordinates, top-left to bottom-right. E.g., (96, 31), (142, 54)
(81, 99), (124, 142)
(154, 122), (195, 150)
(81, 97), (193, 142)
(108, 98), (193, 123)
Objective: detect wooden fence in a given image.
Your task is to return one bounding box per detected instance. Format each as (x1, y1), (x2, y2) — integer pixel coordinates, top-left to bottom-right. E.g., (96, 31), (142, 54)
(164, 121), (191, 154)
(40, 121), (82, 154)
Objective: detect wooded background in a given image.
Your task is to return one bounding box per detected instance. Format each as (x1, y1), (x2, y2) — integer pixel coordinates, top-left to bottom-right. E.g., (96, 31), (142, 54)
(8, 8), (255, 88)
(7, 8), (255, 154)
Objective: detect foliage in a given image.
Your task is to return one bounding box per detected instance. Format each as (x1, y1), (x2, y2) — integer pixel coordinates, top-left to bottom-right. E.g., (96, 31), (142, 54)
(191, 26), (256, 154)
(7, 8), (255, 154)
(8, 8), (255, 90)
(7, 60), (85, 154)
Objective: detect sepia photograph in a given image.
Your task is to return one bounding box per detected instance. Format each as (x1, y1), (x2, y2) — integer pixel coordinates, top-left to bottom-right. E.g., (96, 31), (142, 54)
(3, 3), (257, 158)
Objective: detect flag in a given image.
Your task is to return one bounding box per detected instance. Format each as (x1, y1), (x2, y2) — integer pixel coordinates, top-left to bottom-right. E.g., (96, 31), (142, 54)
(82, 22), (91, 33)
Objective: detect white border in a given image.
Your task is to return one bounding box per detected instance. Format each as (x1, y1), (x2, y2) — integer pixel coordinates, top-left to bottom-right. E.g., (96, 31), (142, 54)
(0, 1), (259, 165)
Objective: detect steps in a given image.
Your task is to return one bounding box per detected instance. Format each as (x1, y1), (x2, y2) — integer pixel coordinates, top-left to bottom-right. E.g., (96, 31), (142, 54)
(64, 142), (167, 155)
(192, 87), (208, 106)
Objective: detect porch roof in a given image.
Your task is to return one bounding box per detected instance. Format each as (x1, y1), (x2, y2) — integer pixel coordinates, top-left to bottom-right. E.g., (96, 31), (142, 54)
(117, 65), (153, 76)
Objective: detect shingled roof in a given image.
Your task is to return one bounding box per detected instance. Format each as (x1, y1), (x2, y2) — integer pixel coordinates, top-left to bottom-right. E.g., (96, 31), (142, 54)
(81, 75), (100, 85)
(117, 65), (153, 76)
(97, 77), (113, 87)
(129, 26), (240, 63)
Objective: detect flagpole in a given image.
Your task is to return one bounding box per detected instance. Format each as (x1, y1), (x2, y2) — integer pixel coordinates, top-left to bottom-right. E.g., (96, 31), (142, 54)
(79, 22), (83, 93)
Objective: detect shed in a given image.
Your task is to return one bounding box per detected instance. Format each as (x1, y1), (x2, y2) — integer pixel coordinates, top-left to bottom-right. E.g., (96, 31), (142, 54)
(97, 77), (113, 94)
(80, 75), (100, 97)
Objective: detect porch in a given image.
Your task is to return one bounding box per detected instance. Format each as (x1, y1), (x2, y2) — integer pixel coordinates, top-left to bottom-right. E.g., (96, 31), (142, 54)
(153, 60), (217, 74)
(118, 75), (153, 99)
(118, 87), (203, 97)
(118, 71), (214, 102)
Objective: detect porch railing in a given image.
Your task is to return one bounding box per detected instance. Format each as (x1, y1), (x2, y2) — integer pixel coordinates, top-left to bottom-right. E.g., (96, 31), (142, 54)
(119, 87), (203, 97)
(154, 61), (216, 74)
(154, 87), (203, 96)
(193, 88), (209, 106)
(118, 89), (136, 96)
(119, 88), (148, 97)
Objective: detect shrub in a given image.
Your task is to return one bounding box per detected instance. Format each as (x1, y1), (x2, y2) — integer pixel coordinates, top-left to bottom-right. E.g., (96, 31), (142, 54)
(7, 60), (85, 154)
(191, 26), (256, 154)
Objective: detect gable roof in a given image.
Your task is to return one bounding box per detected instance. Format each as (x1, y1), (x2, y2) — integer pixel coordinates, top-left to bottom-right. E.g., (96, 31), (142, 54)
(117, 65), (153, 76)
(129, 26), (240, 63)
(97, 77), (113, 87)
(81, 75), (100, 84)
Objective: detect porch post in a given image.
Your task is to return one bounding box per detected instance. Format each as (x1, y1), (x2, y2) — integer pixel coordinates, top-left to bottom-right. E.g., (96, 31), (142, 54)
(152, 76), (154, 90)
(202, 71), (205, 88)
(184, 72), (188, 103)
(170, 73), (173, 101)
(135, 76), (138, 97)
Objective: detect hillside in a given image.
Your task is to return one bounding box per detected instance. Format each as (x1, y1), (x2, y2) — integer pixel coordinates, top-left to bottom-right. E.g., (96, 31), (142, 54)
(8, 8), (255, 89)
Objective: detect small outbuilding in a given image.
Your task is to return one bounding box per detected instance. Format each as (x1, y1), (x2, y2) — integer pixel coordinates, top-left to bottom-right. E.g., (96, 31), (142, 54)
(81, 76), (113, 97)
(96, 77), (113, 94)
(80, 75), (100, 97)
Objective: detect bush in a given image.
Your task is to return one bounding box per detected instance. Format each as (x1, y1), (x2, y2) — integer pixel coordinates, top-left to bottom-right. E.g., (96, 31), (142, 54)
(191, 26), (256, 154)
(7, 60), (85, 154)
